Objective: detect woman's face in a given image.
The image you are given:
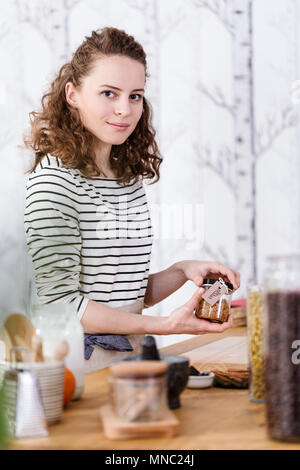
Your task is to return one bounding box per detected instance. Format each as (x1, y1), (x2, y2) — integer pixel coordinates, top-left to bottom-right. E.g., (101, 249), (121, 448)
(66, 55), (145, 146)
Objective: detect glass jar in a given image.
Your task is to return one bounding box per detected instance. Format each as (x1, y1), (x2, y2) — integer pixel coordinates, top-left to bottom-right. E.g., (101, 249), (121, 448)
(109, 361), (168, 422)
(30, 303), (85, 401)
(264, 254), (300, 441)
(63, 310), (85, 400)
(195, 278), (233, 323)
(247, 284), (265, 403)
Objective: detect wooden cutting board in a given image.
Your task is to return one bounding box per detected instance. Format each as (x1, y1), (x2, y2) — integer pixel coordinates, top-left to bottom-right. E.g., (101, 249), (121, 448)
(99, 405), (179, 440)
(180, 336), (248, 372)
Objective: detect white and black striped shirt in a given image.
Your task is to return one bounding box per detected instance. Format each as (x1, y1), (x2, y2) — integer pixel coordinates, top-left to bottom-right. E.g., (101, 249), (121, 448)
(24, 154), (153, 320)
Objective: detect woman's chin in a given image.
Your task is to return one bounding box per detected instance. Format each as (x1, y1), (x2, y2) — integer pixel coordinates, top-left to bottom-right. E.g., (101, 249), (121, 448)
(107, 137), (129, 145)
(91, 132), (129, 147)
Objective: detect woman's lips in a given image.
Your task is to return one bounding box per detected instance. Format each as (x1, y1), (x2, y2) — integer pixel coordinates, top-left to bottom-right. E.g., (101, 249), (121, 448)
(107, 122), (130, 130)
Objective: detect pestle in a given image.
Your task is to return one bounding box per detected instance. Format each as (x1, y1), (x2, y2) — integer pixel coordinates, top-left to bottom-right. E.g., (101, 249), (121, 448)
(141, 335), (160, 360)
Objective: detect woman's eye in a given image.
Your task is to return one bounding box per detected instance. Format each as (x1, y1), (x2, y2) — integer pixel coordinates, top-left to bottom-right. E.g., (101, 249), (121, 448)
(101, 91), (143, 101)
(102, 90), (114, 98)
(130, 94), (142, 101)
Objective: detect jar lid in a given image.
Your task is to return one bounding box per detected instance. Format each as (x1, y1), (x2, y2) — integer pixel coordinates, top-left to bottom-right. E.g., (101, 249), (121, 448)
(110, 360), (168, 378)
(203, 278), (233, 291)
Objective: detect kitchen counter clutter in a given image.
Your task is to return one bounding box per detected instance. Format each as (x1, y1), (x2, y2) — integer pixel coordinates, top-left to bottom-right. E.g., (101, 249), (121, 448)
(8, 326), (300, 450)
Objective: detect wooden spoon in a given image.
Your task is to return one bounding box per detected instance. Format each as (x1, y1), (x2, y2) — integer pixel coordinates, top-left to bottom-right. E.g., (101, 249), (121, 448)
(1, 313), (36, 361)
(31, 334), (44, 362)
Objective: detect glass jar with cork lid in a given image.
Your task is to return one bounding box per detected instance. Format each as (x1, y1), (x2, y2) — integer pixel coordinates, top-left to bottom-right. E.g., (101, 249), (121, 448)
(195, 278), (233, 323)
(109, 360), (169, 422)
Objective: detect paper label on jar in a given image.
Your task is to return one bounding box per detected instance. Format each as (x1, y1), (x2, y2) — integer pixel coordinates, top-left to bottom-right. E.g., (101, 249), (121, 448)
(202, 281), (228, 306)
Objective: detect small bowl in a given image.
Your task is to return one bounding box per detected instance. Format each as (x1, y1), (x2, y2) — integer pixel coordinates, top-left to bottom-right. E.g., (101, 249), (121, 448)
(187, 372), (215, 389)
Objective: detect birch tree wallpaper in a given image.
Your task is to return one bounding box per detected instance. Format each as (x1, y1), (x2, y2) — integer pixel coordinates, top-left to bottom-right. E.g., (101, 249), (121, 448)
(0, 0), (300, 347)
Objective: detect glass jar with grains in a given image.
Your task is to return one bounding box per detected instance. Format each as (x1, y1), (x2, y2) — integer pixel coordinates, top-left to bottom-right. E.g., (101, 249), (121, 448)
(264, 254), (300, 442)
(195, 278), (233, 323)
(247, 284), (265, 403)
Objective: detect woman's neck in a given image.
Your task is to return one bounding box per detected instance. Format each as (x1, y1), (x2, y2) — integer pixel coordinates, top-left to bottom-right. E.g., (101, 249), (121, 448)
(93, 141), (116, 178)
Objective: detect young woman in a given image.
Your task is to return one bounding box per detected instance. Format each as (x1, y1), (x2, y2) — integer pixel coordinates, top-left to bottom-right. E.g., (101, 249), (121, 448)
(24, 27), (240, 372)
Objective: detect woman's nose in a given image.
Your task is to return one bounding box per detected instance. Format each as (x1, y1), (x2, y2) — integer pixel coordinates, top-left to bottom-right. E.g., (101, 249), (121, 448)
(114, 98), (131, 116)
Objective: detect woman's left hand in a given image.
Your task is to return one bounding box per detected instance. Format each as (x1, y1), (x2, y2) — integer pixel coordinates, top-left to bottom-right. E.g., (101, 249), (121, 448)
(176, 260), (240, 292)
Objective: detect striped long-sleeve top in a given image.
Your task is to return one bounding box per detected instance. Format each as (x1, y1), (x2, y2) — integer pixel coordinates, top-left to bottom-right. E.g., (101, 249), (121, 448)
(24, 154), (153, 321)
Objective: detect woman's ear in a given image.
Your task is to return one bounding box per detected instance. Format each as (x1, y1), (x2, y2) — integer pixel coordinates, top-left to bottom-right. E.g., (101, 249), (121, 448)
(65, 82), (78, 108)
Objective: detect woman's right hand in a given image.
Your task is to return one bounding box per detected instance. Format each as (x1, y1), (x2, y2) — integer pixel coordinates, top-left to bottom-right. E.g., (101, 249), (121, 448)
(166, 287), (233, 335)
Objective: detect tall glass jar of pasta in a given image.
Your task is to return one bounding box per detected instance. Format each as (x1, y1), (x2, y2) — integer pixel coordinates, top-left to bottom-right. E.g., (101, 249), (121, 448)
(247, 284), (264, 403)
(264, 254), (300, 441)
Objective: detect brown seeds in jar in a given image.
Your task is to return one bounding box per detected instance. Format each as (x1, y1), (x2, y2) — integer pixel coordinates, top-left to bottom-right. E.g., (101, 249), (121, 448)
(265, 290), (300, 441)
(195, 297), (230, 323)
(195, 278), (232, 323)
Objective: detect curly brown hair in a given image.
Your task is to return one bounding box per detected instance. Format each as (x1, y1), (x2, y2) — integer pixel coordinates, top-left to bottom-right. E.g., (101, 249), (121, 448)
(23, 27), (162, 185)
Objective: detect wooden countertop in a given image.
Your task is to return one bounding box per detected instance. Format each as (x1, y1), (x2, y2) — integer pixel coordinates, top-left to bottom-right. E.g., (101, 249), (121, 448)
(10, 327), (300, 450)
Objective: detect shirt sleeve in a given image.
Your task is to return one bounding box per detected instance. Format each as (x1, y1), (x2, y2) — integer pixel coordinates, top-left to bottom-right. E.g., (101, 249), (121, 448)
(24, 173), (89, 320)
